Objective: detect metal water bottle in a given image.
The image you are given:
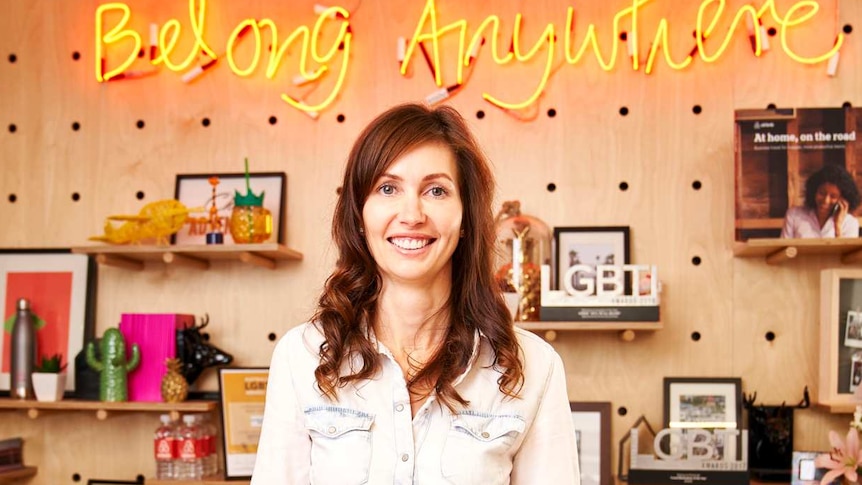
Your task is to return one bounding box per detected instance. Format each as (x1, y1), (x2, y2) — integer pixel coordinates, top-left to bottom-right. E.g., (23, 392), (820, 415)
(10, 298), (36, 399)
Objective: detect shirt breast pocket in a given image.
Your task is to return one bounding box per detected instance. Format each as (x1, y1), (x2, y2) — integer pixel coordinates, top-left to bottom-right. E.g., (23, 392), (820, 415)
(304, 406), (375, 485)
(441, 412), (525, 485)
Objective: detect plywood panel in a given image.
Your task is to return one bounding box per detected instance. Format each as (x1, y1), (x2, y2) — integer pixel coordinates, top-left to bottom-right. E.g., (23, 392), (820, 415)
(0, 0), (858, 482)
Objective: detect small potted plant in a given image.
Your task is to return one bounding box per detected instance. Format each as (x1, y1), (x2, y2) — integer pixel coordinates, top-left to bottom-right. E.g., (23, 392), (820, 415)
(31, 353), (67, 402)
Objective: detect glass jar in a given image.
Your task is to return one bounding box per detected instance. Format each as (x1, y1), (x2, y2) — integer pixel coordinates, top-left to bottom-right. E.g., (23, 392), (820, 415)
(493, 201), (551, 321)
(229, 205), (272, 243)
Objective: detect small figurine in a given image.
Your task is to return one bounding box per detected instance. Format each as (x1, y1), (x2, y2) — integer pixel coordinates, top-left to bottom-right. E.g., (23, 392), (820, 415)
(161, 358), (189, 403)
(206, 176), (224, 244)
(85, 328), (140, 402)
(90, 199), (201, 245)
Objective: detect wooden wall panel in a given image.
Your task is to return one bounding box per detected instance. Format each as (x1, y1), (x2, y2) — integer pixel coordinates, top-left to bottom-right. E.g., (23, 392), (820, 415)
(0, 0), (859, 482)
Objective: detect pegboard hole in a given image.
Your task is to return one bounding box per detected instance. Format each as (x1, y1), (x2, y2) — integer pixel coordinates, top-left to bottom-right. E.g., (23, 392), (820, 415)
(547, 183), (557, 192)
(136, 474), (145, 483)
(844, 24), (853, 35)
(619, 106), (629, 116)
(476, 110), (485, 120)
(72, 473), (81, 482)
(692, 105), (702, 115)
(692, 256), (702, 265)
(547, 108), (557, 118)
(71, 192), (80, 202)
(8, 194), (17, 203)
(8, 124), (16, 133)
(136, 120), (145, 129)
(765, 331), (776, 342)
(72, 121), (80, 131)
(8, 54), (16, 63)
(268, 116), (278, 125)
(337, 114), (346, 123)
(617, 406), (628, 416)
(692, 180), (702, 190)
(767, 27), (777, 36)
(619, 181), (629, 191)
(619, 31), (628, 41)
(72, 51), (81, 61)
(136, 191), (145, 200)
(201, 117), (211, 127)
(844, 102), (853, 109)
(691, 331), (702, 341)
(137, 48), (145, 58)
(767, 103), (777, 110)
(268, 332), (277, 342)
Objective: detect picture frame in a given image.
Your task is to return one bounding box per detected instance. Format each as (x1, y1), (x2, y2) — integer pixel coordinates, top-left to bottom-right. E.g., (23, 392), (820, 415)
(845, 310), (862, 348)
(553, 226), (630, 293)
(791, 450), (838, 485)
(570, 401), (611, 485)
(172, 172), (287, 245)
(0, 249), (97, 395)
(218, 367), (269, 479)
(663, 377), (742, 460)
(819, 269), (862, 409)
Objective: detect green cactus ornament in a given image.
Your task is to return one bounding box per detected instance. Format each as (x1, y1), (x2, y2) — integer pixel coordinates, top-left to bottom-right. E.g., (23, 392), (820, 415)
(86, 328), (141, 402)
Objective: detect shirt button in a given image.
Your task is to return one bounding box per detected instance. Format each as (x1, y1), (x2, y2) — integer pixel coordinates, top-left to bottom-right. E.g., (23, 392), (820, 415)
(401, 453), (409, 462)
(481, 431), (490, 438)
(395, 404), (404, 412)
(327, 426), (337, 434)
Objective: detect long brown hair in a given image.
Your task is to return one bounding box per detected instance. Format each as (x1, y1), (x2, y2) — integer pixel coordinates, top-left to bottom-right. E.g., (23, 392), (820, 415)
(312, 103), (523, 410)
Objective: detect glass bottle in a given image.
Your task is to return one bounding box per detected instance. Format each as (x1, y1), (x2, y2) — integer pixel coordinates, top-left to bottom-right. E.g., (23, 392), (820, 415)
(493, 201), (551, 321)
(154, 414), (177, 479)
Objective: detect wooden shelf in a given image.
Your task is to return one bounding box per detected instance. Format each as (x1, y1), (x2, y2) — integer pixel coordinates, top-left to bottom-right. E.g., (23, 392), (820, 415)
(733, 238), (862, 264)
(0, 398), (217, 420)
(147, 477), (247, 485)
(0, 467), (37, 483)
(71, 243), (303, 270)
(516, 321), (661, 342)
(815, 400), (857, 414)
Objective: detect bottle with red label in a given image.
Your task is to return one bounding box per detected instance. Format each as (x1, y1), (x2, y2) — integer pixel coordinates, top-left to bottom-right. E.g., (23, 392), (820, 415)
(196, 413), (218, 476)
(154, 414), (177, 479)
(176, 414), (203, 479)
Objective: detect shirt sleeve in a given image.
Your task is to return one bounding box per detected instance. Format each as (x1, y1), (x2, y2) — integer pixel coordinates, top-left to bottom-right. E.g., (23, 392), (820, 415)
(510, 352), (580, 485)
(251, 332), (311, 484)
(840, 213), (860, 238)
(780, 207), (796, 238)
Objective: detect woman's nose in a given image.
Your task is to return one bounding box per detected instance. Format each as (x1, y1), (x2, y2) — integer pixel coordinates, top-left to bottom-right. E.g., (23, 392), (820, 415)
(398, 195), (426, 225)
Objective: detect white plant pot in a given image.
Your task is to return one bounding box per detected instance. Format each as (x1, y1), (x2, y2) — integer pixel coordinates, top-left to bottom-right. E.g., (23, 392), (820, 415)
(31, 373), (66, 402)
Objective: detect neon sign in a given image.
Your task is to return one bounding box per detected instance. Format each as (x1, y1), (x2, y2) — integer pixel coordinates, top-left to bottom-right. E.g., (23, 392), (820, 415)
(95, 0), (842, 116)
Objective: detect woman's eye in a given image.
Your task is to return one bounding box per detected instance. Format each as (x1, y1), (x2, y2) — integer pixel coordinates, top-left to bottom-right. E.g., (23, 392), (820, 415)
(428, 186), (447, 197)
(379, 184), (395, 195)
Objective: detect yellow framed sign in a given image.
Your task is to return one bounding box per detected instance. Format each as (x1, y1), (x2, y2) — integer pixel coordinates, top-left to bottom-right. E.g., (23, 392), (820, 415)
(218, 367), (269, 479)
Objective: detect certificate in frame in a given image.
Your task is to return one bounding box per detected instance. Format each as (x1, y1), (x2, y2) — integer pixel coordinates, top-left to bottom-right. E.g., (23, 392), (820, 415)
(218, 367), (269, 479)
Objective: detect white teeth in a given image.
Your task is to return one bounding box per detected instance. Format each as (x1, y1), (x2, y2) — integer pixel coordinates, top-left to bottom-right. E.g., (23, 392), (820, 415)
(391, 238), (430, 250)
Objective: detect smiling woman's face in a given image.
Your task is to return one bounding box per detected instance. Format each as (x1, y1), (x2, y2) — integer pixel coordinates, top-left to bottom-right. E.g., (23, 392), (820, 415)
(815, 182), (842, 218)
(361, 142), (462, 288)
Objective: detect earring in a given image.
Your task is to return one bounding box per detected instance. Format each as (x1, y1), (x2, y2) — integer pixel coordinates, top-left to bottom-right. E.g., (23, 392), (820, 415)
(359, 227), (365, 235)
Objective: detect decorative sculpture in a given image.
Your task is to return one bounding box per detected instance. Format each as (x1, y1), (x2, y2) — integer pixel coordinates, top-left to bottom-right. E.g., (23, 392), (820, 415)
(161, 358), (189, 403)
(86, 328), (141, 402)
(176, 314), (234, 385)
(743, 386), (811, 481)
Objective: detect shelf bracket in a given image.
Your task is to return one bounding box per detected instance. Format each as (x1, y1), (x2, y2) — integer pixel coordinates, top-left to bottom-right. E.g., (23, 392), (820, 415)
(95, 253), (145, 271)
(162, 252), (210, 270)
(765, 246), (797, 265)
(619, 329), (636, 342)
(238, 251), (276, 269)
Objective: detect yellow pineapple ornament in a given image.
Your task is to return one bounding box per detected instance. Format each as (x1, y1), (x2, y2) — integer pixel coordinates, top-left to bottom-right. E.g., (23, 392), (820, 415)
(161, 358), (188, 403)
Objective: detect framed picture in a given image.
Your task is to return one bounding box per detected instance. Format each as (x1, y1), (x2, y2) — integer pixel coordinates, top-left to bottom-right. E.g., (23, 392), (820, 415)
(846, 310), (862, 348)
(218, 367), (269, 479)
(791, 450), (839, 485)
(663, 377), (742, 459)
(553, 226), (630, 293)
(0, 249), (97, 394)
(172, 172), (287, 245)
(819, 269), (862, 408)
(570, 402), (611, 485)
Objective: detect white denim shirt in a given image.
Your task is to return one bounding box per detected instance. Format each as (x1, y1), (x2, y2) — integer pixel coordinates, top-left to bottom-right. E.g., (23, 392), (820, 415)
(251, 322), (579, 485)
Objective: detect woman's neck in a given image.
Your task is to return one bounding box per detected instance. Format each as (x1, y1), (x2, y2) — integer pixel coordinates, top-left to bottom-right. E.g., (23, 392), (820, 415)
(374, 284), (451, 356)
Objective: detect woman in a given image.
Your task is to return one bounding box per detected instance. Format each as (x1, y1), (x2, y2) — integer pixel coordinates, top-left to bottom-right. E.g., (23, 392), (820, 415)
(781, 164), (861, 238)
(251, 103), (579, 484)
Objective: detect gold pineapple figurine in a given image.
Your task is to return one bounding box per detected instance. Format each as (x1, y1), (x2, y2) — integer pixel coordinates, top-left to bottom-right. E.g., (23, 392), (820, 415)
(161, 358), (188, 403)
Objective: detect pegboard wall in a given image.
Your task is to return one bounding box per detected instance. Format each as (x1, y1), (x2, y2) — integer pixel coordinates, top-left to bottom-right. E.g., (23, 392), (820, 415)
(0, 0), (859, 482)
